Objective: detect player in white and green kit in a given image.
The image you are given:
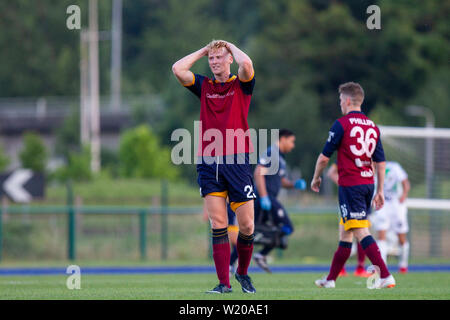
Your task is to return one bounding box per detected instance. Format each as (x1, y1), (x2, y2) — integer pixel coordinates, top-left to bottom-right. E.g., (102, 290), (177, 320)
(370, 161), (410, 273)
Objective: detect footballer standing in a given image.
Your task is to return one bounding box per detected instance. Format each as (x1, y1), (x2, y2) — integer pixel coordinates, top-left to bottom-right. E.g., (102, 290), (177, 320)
(310, 82), (395, 289)
(172, 40), (257, 293)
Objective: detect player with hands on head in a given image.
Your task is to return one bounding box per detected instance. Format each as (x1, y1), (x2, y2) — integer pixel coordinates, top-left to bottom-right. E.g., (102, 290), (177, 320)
(173, 40), (256, 294)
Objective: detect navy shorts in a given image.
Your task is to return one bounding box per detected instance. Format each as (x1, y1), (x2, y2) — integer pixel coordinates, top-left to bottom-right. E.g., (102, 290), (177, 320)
(197, 154), (256, 206)
(338, 184), (374, 230)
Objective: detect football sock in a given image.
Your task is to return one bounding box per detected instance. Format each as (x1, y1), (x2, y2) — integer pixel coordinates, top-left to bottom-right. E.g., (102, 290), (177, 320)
(327, 241), (352, 281)
(212, 228), (231, 287)
(377, 239), (388, 264)
(236, 232), (254, 276)
(356, 242), (366, 270)
(399, 241), (410, 269)
(230, 245), (238, 267)
(361, 235), (390, 278)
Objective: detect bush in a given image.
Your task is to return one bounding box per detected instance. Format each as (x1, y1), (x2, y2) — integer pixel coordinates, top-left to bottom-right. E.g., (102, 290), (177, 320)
(0, 143), (10, 172)
(52, 146), (92, 182)
(119, 125), (179, 180)
(19, 131), (48, 173)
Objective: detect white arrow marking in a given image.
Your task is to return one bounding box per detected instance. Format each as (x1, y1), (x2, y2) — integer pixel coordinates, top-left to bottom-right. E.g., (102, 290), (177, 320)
(4, 169), (33, 203)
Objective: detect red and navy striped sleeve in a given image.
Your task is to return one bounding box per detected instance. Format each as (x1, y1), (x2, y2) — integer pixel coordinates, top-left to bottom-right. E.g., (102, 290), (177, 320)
(322, 120), (344, 157)
(238, 76), (255, 95)
(184, 74), (205, 99)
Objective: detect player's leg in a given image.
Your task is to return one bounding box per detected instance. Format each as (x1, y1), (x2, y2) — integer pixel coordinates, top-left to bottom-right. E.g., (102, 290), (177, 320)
(371, 204), (390, 264)
(224, 155), (257, 293)
(354, 241), (371, 277)
(227, 202), (239, 274)
(395, 202), (409, 273)
(316, 224), (352, 288)
(205, 194), (233, 293)
(233, 200), (257, 293)
(353, 227), (395, 288)
(228, 228), (239, 274)
(377, 229), (389, 264)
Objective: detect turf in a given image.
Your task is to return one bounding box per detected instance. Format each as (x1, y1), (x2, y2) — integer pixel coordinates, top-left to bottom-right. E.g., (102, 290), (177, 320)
(1, 272), (449, 300)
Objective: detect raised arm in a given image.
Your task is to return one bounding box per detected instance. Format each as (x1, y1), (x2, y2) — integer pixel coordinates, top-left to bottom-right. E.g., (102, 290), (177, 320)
(172, 46), (208, 86)
(225, 42), (254, 81)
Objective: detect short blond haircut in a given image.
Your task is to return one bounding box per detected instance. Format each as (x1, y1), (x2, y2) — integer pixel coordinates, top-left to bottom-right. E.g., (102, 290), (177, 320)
(339, 82), (365, 105)
(206, 40), (230, 54)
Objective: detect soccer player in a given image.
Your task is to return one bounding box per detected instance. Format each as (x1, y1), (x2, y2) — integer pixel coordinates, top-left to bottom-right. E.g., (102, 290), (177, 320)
(327, 163), (370, 277)
(252, 129), (306, 273)
(370, 161), (410, 273)
(311, 82), (395, 289)
(173, 40), (256, 293)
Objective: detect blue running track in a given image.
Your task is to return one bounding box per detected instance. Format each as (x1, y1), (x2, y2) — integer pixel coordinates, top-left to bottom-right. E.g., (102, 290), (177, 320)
(1, 265), (450, 276)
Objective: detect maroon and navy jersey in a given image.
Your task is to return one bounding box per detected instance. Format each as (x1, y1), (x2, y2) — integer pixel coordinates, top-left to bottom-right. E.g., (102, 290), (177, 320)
(322, 111), (385, 187)
(185, 73), (255, 156)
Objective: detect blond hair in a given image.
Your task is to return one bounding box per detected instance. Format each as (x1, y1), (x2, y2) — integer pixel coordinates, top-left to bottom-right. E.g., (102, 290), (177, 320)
(339, 82), (365, 105)
(206, 40), (230, 53)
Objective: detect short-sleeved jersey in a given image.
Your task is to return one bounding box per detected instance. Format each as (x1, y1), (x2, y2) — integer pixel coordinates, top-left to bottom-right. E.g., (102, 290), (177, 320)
(382, 161), (408, 201)
(322, 111), (385, 187)
(185, 73), (255, 157)
(257, 145), (287, 198)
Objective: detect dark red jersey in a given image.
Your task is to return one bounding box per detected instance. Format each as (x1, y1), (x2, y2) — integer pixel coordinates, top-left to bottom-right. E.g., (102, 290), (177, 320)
(185, 73), (255, 157)
(322, 111), (385, 187)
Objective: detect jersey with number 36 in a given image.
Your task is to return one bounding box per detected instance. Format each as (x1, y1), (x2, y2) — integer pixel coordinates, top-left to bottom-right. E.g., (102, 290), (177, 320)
(322, 111), (385, 187)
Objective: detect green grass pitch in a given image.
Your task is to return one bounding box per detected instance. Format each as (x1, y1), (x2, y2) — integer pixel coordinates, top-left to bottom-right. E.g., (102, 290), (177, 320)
(1, 272), (449, 300)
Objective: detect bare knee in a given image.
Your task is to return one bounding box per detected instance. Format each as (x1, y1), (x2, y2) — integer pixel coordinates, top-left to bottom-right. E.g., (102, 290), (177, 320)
(353, 228), (371, 242)
(238, 220), (254, 235)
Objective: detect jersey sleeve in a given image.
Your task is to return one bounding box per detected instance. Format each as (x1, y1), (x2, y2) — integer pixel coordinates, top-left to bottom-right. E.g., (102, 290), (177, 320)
(372, 138), (386, 162)
(322, 120), (344, 158)
(184, 74), (205, 99)
(238, 75), (255, 95)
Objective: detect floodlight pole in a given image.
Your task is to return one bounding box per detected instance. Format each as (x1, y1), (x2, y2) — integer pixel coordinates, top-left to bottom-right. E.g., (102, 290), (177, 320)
(110, 0), (122, 111)
(405, 105), (435, 198)
(89, 0), (101, 173)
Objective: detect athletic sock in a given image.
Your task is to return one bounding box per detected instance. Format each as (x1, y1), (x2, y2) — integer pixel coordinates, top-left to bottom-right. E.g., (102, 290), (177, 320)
(236, 232), (254, 276)
(361, 235), (390, 278)
(327, 241), (352, 281)
(230, 245), (238, 267)
(377, 239), (388, 264)
(356, 242), (366, 270)
(211, 228), (231, 287)
(399, 241), (410, 269)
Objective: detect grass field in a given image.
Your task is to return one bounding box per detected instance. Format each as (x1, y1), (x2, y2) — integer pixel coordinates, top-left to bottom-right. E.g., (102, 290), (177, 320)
(1, 271), (449, 300)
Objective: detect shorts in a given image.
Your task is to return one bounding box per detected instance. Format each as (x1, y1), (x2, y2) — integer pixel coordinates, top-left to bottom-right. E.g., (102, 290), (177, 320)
(254, 196), (294, 235)
(370, 199), (409, 234)
(197, 154), (256, 212)
(338, 184), (374, 231)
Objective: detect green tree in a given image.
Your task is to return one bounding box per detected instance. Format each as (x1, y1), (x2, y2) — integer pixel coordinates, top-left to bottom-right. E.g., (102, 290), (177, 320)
(19, 132), (48, 173)
(0, 143), (10, 172)
(119, 125), (179, 180)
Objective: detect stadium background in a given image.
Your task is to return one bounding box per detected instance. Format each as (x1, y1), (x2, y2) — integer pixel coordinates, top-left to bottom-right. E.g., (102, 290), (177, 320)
(0, 0), (449, 274)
